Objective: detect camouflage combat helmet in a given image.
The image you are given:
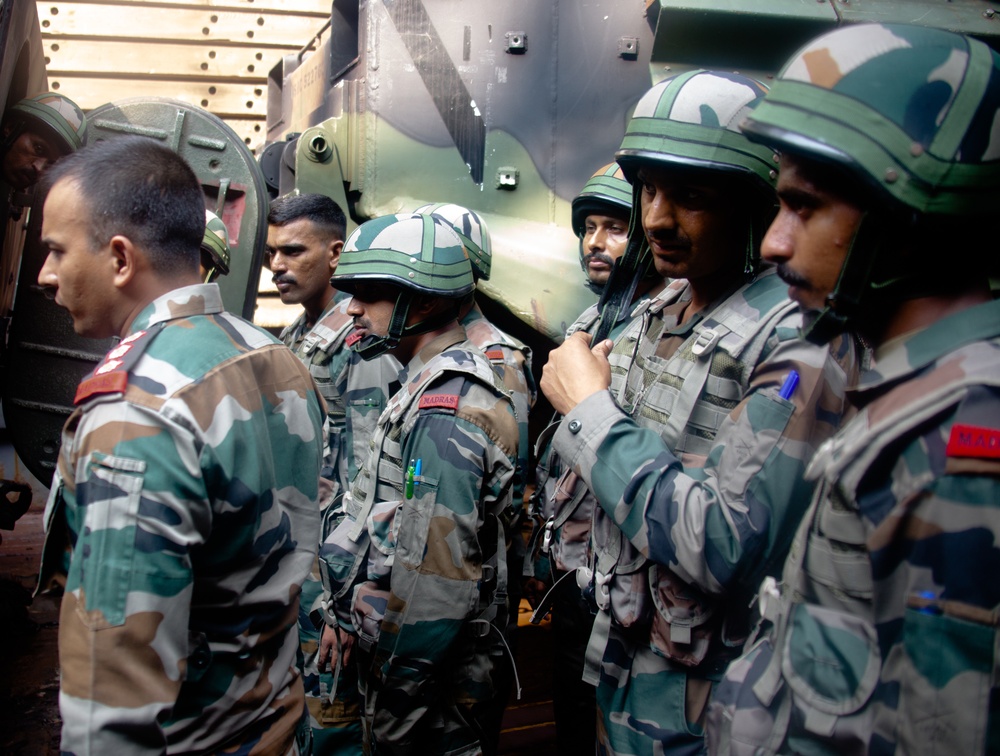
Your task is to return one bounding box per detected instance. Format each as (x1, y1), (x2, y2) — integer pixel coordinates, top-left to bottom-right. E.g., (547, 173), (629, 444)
(595, 71), (777, 343)
(741, 23), (1000, 343)
(5, 92), (88, 154)
(571, 163), (632, 238)
(616, 71), (776, 195)
(331, 212), (474, 359)
(200, 209), (231, 282)
(414, 202), (492, 281)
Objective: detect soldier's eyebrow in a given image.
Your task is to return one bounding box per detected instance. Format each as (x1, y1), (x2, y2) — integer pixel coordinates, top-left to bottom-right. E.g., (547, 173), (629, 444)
(268, 242), (308, 254)
(776, 185), (822, 209)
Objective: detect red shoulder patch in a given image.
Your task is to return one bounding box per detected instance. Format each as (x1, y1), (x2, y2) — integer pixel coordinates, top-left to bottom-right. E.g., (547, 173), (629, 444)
(484, 348), (504, 361)
(946, 423), (1000, 459)
(419, 394), (460, 411)
(74, 371), (128, 405)
(345, 330), (363, 347)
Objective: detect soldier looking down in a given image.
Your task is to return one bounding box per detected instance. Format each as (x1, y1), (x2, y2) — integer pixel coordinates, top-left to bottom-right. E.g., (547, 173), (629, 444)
(34, 136), (325, 754)
(413, 201), (534, 752)
(706, 23), (1000, 756)
(267, 193), (388, 754)
(540, 71), (857, 755)
(318, 213), (519, 756)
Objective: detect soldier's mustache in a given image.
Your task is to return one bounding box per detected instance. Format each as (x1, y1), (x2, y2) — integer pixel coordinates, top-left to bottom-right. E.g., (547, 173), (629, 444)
(272, 273), (297, 286)
(646, 230), (688, 248)
(775, 263), (812, 291)
(583, 252), (615, 267)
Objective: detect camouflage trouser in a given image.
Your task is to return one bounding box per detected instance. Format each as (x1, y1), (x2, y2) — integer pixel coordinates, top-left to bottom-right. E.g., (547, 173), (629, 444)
(595, 628), (712, 756)
(299, 568), (364, 756)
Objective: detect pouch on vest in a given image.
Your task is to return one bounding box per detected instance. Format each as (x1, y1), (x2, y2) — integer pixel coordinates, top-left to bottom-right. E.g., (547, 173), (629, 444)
(352, 580), (389, 654)
(590, 507), (652, 630)
(648, 563), (716, 667)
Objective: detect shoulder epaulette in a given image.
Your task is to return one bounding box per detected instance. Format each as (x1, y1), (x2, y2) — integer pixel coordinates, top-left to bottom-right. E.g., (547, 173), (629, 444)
(74, 325), (163, 405)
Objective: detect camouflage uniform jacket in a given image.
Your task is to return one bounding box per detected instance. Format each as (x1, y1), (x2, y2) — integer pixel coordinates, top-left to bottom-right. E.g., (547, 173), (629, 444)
(281, 295), (354, 504)
(319, 327), (519, 755)
(37, 283), (325, 756)
(551, 269), (856, 755)
(461, 301), (535, 510)
(707, 298), (1000, 756)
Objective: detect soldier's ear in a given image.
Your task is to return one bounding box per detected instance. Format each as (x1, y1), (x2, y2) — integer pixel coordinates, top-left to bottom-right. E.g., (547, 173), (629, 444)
(108, 234), (139, 289)
(328, 238), (343, 270)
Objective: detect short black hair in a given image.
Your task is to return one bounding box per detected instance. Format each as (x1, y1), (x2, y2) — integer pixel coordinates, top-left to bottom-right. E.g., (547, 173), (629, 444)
(42, 136), (204, 276)
(268, 193), (346, 240)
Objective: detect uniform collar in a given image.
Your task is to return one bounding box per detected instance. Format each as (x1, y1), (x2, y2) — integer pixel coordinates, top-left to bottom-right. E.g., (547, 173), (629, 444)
(129, 283), (224, 334)
(400, 325), (469, 383)
(852, 298), (1000, 400)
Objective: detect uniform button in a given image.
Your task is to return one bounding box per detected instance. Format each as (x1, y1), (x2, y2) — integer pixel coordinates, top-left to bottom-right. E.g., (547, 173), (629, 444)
(568, 419), (582, 434)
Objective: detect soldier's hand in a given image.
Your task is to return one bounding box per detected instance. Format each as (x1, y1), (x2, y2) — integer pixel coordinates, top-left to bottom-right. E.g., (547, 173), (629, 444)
(320, 624), (355, 670)
(541, 331), (614, 415)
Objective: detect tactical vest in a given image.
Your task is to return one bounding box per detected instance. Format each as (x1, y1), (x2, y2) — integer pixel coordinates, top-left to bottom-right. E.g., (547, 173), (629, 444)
(583, 271), (796, 681)
(529, 302), (617, 576)
(731, 347), (1000, 754)
(320, 345), (515, 653)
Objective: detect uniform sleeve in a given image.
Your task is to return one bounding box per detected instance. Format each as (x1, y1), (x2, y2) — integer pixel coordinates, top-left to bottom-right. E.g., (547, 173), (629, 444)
(551, 330), (853, 594)
(57, 399), (207, 755)
(369, 384), (515, 751)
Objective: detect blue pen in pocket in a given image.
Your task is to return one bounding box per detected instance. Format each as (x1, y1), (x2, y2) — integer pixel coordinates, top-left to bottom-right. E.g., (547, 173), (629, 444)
(779, 370), (800, 401)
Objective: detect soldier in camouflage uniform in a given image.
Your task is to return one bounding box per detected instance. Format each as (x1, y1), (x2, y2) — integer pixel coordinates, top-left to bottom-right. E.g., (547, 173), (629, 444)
(540, 72), (857, 755)
(268, 193), (351, 504)
(528, 162), (659, 754)
(317, 213), (519, 755)
(35, 136), (325, 754)
(415, 201), (535, 751)
(706, 24), (1000, 756)
(267, 193), (380, 754)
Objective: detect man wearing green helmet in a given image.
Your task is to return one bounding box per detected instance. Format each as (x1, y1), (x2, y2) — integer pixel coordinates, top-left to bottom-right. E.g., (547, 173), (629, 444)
(316, 213), (519, 756)
(539, 71), (857, 754)
(706, 24), (1000, 756)
(1, 91), (87, 192)
(573, 162), (634, 295)
(412, 201), (534, 752)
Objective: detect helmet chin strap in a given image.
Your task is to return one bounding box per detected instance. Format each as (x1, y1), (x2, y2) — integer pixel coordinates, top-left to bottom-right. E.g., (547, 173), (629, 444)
(801, 211), (884, 345)
(353, 290), (460, 360)
(593, 181), (653, 344)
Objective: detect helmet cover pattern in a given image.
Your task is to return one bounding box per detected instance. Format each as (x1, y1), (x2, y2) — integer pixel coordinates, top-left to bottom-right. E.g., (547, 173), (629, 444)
(332, 213), (475, 298)
(9, 92), (88, 152)
(616, 70), (777, 197)
(201, 209), (231, 277)
(414, 202), (492, 281)
(741, 23), (1000, 215)
(571, 162), (632, 237)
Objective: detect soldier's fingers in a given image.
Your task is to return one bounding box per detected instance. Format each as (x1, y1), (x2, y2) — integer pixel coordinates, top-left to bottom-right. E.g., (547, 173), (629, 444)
(591, 338), (614, 360)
